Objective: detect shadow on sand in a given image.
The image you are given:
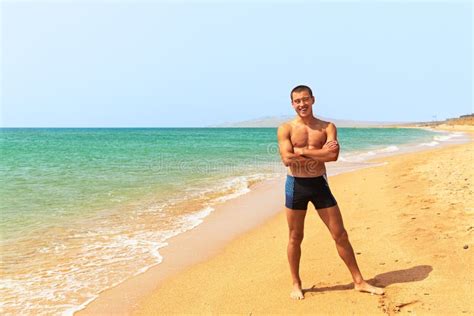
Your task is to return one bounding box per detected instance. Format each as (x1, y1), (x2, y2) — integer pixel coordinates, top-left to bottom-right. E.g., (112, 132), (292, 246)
(304, 265), (433, 293)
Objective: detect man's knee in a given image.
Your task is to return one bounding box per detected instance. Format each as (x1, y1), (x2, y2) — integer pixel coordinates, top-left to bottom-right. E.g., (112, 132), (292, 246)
(333, 229), (348, 245)
(289, 230), (304, 245)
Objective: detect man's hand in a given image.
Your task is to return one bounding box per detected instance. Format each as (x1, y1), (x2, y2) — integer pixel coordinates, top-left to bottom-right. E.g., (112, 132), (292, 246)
(284, 148), (311, 166)
(323, 140), (339, 153)
(293, 147), (304, 156)
(287, 152), (309, 163)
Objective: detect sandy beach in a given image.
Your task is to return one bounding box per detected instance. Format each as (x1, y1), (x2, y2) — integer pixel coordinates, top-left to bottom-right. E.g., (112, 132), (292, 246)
(135, 142), (472, 314)
(77, 135), (473, 315)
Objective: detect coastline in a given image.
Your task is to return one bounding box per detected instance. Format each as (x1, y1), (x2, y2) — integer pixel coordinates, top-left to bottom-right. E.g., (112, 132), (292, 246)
(74, 177), (287, 315)
(75, 129), (473, 315)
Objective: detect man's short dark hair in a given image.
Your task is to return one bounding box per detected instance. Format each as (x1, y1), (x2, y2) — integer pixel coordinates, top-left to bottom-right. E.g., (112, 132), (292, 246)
(290, 85), (313, 101)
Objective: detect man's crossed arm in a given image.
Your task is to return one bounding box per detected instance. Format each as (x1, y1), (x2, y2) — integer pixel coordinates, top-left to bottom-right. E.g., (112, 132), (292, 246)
(277, 123), (340, 166)
(295, 123), (340, 162)
(294, 140), (339, 162)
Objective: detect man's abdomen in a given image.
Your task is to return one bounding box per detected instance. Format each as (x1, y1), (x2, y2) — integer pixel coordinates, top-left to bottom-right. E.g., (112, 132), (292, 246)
(287, 161), (326, 178)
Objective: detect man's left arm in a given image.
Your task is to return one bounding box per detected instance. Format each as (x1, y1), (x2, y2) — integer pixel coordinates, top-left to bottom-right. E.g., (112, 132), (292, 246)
(295, 123), (340, 162)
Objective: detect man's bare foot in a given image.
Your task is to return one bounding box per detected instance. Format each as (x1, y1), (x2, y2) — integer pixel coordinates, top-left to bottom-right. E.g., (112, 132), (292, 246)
(290, 283), (304, 300)
(354, 281), (385, 295)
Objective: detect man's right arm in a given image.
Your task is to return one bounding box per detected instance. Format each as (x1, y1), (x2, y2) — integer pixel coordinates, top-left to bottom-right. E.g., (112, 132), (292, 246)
(277, 124), (309, 166)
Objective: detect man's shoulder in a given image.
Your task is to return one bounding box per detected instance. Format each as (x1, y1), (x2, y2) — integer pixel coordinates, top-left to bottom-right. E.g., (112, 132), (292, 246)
(277, 120), (295, 139)
(278, 120), (295, 131)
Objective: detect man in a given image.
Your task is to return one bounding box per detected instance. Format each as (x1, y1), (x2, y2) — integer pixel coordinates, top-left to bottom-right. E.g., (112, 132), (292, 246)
(277, 85), (384, 300)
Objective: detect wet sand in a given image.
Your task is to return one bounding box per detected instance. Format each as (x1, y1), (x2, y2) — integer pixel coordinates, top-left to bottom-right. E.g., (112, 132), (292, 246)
(75, 177), (287, 315)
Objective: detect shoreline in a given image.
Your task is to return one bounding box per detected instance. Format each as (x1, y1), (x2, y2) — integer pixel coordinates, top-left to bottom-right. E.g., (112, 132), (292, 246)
(75, 129), (472, 315)
(74, 176), (287, 315)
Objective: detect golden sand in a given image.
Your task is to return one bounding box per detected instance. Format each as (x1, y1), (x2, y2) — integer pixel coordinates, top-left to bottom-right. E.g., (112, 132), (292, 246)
(134, 141), (473, 315)
(433, 124), (474, 132)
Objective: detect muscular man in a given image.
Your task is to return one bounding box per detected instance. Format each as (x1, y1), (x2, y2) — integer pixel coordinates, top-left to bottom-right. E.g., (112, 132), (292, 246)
(277, 85), (384, 300)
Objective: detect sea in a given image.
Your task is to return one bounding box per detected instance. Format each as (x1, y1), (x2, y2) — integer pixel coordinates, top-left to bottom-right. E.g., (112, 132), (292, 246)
(0, 127), (469, 315)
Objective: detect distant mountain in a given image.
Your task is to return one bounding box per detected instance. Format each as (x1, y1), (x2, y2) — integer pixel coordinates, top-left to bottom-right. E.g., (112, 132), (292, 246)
(211, 115), (410, 128)
(405, 113), (474, 127)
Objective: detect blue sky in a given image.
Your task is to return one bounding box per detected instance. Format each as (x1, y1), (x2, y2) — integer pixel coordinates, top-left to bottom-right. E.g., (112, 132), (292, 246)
(1, 0), (472, 127)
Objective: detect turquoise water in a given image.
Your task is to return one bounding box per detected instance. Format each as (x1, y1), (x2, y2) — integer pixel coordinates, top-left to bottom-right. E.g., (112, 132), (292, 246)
(0, 127), (449, 315)
(338, 127), (438, 151)
(1, 128), (280, 240)
(0, 127), (439, 239)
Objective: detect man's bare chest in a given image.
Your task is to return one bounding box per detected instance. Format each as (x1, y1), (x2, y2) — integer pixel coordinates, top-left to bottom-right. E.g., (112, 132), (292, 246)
(290, 126), (327, 148)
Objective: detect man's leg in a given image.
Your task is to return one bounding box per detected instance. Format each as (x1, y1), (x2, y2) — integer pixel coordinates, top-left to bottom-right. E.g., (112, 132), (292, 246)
(317, 204), (384, 295)
(286, 208), (307, 299)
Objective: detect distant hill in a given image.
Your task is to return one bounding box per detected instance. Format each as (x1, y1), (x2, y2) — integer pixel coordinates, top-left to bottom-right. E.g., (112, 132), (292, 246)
(405, 113), (474, 127)
(211, 115), (410, 128)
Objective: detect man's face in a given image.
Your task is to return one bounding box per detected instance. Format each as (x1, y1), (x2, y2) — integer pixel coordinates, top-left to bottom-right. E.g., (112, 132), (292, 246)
(291, 90), (314, 118)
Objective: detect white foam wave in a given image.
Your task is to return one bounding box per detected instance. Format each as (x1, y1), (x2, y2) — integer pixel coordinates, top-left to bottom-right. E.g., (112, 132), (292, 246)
(340, 151), (376, 162)
(212, 176), (255, 203)
(378, 145), (399, 153)
(419, 141), (439, 147)
(61, 204), (231, 316)
(1, 171), (278, 316)
(64, 295), (98, 316)
(433, 132), (463, 142)
(363, 151), (377, 156)
(179, 206), (214, 231)
(434, 135), (452, 141)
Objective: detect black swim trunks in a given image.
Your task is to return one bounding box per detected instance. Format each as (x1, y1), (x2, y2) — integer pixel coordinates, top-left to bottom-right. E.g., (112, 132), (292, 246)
(285, 174), (337, 210)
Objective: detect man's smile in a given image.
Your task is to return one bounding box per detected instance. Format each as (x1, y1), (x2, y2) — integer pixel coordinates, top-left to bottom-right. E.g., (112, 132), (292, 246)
(298, 106), (308, 114)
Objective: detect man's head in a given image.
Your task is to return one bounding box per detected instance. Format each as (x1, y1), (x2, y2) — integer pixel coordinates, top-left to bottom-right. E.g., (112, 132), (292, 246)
(290, 85), (315, 118)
